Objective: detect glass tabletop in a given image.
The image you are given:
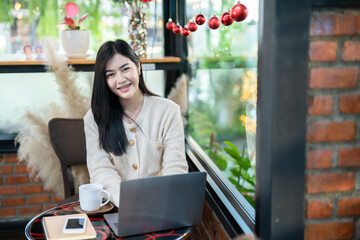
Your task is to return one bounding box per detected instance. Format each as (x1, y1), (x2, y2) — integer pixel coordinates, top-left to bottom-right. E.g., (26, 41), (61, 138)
(25, 201), (191, 240)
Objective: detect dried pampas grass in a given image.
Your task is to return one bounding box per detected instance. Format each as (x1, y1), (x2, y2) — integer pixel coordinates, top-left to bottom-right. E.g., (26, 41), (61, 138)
(16, 39), (91, 199)
(167, 74), (188, 125)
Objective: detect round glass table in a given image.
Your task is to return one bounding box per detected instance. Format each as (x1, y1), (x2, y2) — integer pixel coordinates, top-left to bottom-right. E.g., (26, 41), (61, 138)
(25, 201), (191, 240)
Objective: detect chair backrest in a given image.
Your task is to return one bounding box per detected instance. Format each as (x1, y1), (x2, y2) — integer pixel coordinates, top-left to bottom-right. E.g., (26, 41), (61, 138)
(48, 118), (86, 198)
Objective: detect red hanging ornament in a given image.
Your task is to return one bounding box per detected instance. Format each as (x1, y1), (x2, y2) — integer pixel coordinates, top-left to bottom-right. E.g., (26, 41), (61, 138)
(208, 15), (220, 30)
(166, 18), (175, 30)
(188, 21), (198, 32)
(230, 1), (248, 22)
(195, 14), (206, 25)
(181, 25), (191, 37)
(221, 11), (234, 26)
(172, 23), (182, 34)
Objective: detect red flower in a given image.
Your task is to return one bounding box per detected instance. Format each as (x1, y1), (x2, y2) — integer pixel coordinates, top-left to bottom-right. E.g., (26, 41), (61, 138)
(140, 0), (152, 2)
(65, 2), (79, 17)
(60, 2), (88, 30)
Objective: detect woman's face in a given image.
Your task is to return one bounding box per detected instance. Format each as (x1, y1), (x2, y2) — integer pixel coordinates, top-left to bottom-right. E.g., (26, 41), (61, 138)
(105, 53), (141, 101)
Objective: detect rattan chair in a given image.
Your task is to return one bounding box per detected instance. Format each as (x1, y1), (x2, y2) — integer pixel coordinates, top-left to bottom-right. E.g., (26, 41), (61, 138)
(48, 118), (88, 204)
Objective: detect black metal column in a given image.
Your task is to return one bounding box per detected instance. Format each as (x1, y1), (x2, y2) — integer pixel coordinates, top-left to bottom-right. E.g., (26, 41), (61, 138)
(163, 0), (188, 97)
(256, 0), (310, 239)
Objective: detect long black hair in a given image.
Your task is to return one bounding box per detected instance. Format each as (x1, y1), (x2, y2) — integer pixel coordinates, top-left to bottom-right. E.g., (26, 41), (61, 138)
(91, 39), (156, 156)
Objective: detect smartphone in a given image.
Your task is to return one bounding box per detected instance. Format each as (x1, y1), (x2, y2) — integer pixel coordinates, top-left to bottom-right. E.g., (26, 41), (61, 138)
(63, 216), (87, 234)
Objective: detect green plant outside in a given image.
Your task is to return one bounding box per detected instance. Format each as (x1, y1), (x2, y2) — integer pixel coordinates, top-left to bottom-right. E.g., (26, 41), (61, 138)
(0, 0), (13, 23)
(189, 109), (256, 207)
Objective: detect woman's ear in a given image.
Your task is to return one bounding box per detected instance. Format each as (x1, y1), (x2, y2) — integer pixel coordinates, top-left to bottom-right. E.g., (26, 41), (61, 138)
(137, 62), (141, 75)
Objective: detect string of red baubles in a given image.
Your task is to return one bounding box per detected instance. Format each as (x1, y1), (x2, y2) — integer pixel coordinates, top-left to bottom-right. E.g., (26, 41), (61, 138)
(165, 1), (248, 37)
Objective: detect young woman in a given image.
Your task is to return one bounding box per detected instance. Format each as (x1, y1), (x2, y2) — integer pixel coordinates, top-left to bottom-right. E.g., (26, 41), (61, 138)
(84, 39), (188, 207)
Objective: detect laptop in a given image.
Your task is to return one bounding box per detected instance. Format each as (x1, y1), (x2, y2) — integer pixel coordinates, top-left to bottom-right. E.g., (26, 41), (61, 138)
(104, 171), (207, 237)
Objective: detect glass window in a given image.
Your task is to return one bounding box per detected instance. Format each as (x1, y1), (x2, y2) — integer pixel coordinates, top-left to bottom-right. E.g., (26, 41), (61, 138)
(186, 0), (258, 208)
(0, 0), (163, 60)
(0, 0), (165, 140)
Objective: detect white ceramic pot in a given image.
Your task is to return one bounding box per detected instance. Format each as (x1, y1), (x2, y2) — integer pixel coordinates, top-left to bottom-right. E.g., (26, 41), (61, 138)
(60, 30), (90, 59)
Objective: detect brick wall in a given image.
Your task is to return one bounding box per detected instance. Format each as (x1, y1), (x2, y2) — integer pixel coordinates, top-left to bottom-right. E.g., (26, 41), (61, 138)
(305, 9), (360, 240)
(191, 200), (231, 240)
(0, 153), (62, 223)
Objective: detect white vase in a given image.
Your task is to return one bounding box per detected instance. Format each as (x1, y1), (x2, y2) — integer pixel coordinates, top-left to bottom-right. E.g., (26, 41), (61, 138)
(60, 30), (90, 59)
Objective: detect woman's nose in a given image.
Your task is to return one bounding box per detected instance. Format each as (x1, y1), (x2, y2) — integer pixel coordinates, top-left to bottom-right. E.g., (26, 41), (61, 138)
(115, 72), (126, 84)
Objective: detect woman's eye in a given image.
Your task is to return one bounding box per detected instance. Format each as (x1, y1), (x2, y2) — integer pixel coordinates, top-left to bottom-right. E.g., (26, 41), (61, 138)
(106, 73), (114, 78)
(123, 67), (130, 72)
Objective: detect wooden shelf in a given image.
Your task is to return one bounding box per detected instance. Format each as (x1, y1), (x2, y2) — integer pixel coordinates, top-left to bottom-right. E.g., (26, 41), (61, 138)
(0, 57), (181, 73)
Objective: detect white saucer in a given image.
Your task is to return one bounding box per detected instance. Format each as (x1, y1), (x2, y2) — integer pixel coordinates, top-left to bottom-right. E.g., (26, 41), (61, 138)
(66, 53), (90, 60)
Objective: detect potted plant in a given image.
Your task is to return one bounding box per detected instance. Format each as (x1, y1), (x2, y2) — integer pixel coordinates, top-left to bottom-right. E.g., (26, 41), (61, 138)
(59, 2), (90, 59)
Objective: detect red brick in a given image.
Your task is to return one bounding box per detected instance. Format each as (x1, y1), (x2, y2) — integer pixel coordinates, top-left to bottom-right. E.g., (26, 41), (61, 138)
(27, 195), (51, 204)
(342, 41), (360, 61)
(53, 195), (64, 203)
(309, 41), (337, 61)
(19, 185), (42, 194)
(5, 175), (29, 184)
(44, 188), (56, 193)
(4, 154), (19, 163)
(310, 14), (360, 36)
(305, 222), (353, 240)
(339, 94), (360, 114)
(0, 178), (3, 184)
(308, 95), (333, 115)
(337, 197), (360, 216)
(307, 172), (354, 193)
(0, 186), (17, 195)
(18, 206), (42, 216)
(0, 166), (12, 174)
(0, 208), (15, 217)
(15, 165), (30, 174)
(309, 68), (358, 89)
(307, 200), (333, 219)
(307, 121), (356, 142)
(44, 204), (57, 211)
(2, 197), (25, 207)
(338, 148), (360, 167)
(307, 150), (332, 169)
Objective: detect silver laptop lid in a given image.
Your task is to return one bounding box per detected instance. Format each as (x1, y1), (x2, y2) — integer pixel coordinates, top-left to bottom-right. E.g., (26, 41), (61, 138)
(113, 172), (207, 237)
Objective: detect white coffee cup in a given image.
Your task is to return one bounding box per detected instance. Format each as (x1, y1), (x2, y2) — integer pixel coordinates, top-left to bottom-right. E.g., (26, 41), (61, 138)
(79, 183), (110, 212)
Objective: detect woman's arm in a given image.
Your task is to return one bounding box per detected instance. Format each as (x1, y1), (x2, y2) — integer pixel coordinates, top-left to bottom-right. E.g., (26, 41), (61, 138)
(161, 104), (189, 175)
(84, 111), (121, 207)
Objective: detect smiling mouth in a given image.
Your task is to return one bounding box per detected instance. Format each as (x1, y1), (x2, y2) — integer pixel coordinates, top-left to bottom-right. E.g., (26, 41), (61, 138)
(118, 83), (131, 90)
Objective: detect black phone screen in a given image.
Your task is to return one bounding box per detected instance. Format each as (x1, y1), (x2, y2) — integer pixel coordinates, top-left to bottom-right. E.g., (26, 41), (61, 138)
(65, 218), (85, 229)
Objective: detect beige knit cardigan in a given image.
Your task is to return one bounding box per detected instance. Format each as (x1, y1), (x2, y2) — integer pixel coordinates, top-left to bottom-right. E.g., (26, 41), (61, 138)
(83, 95), (189, 207)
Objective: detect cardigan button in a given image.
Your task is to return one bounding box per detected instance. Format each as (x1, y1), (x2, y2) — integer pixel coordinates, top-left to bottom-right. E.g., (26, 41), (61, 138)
(130, 127), (136, 133)
(157, 146), (163, 150)
(129, 140), (135, 146)
(132, 163), (138, 170)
